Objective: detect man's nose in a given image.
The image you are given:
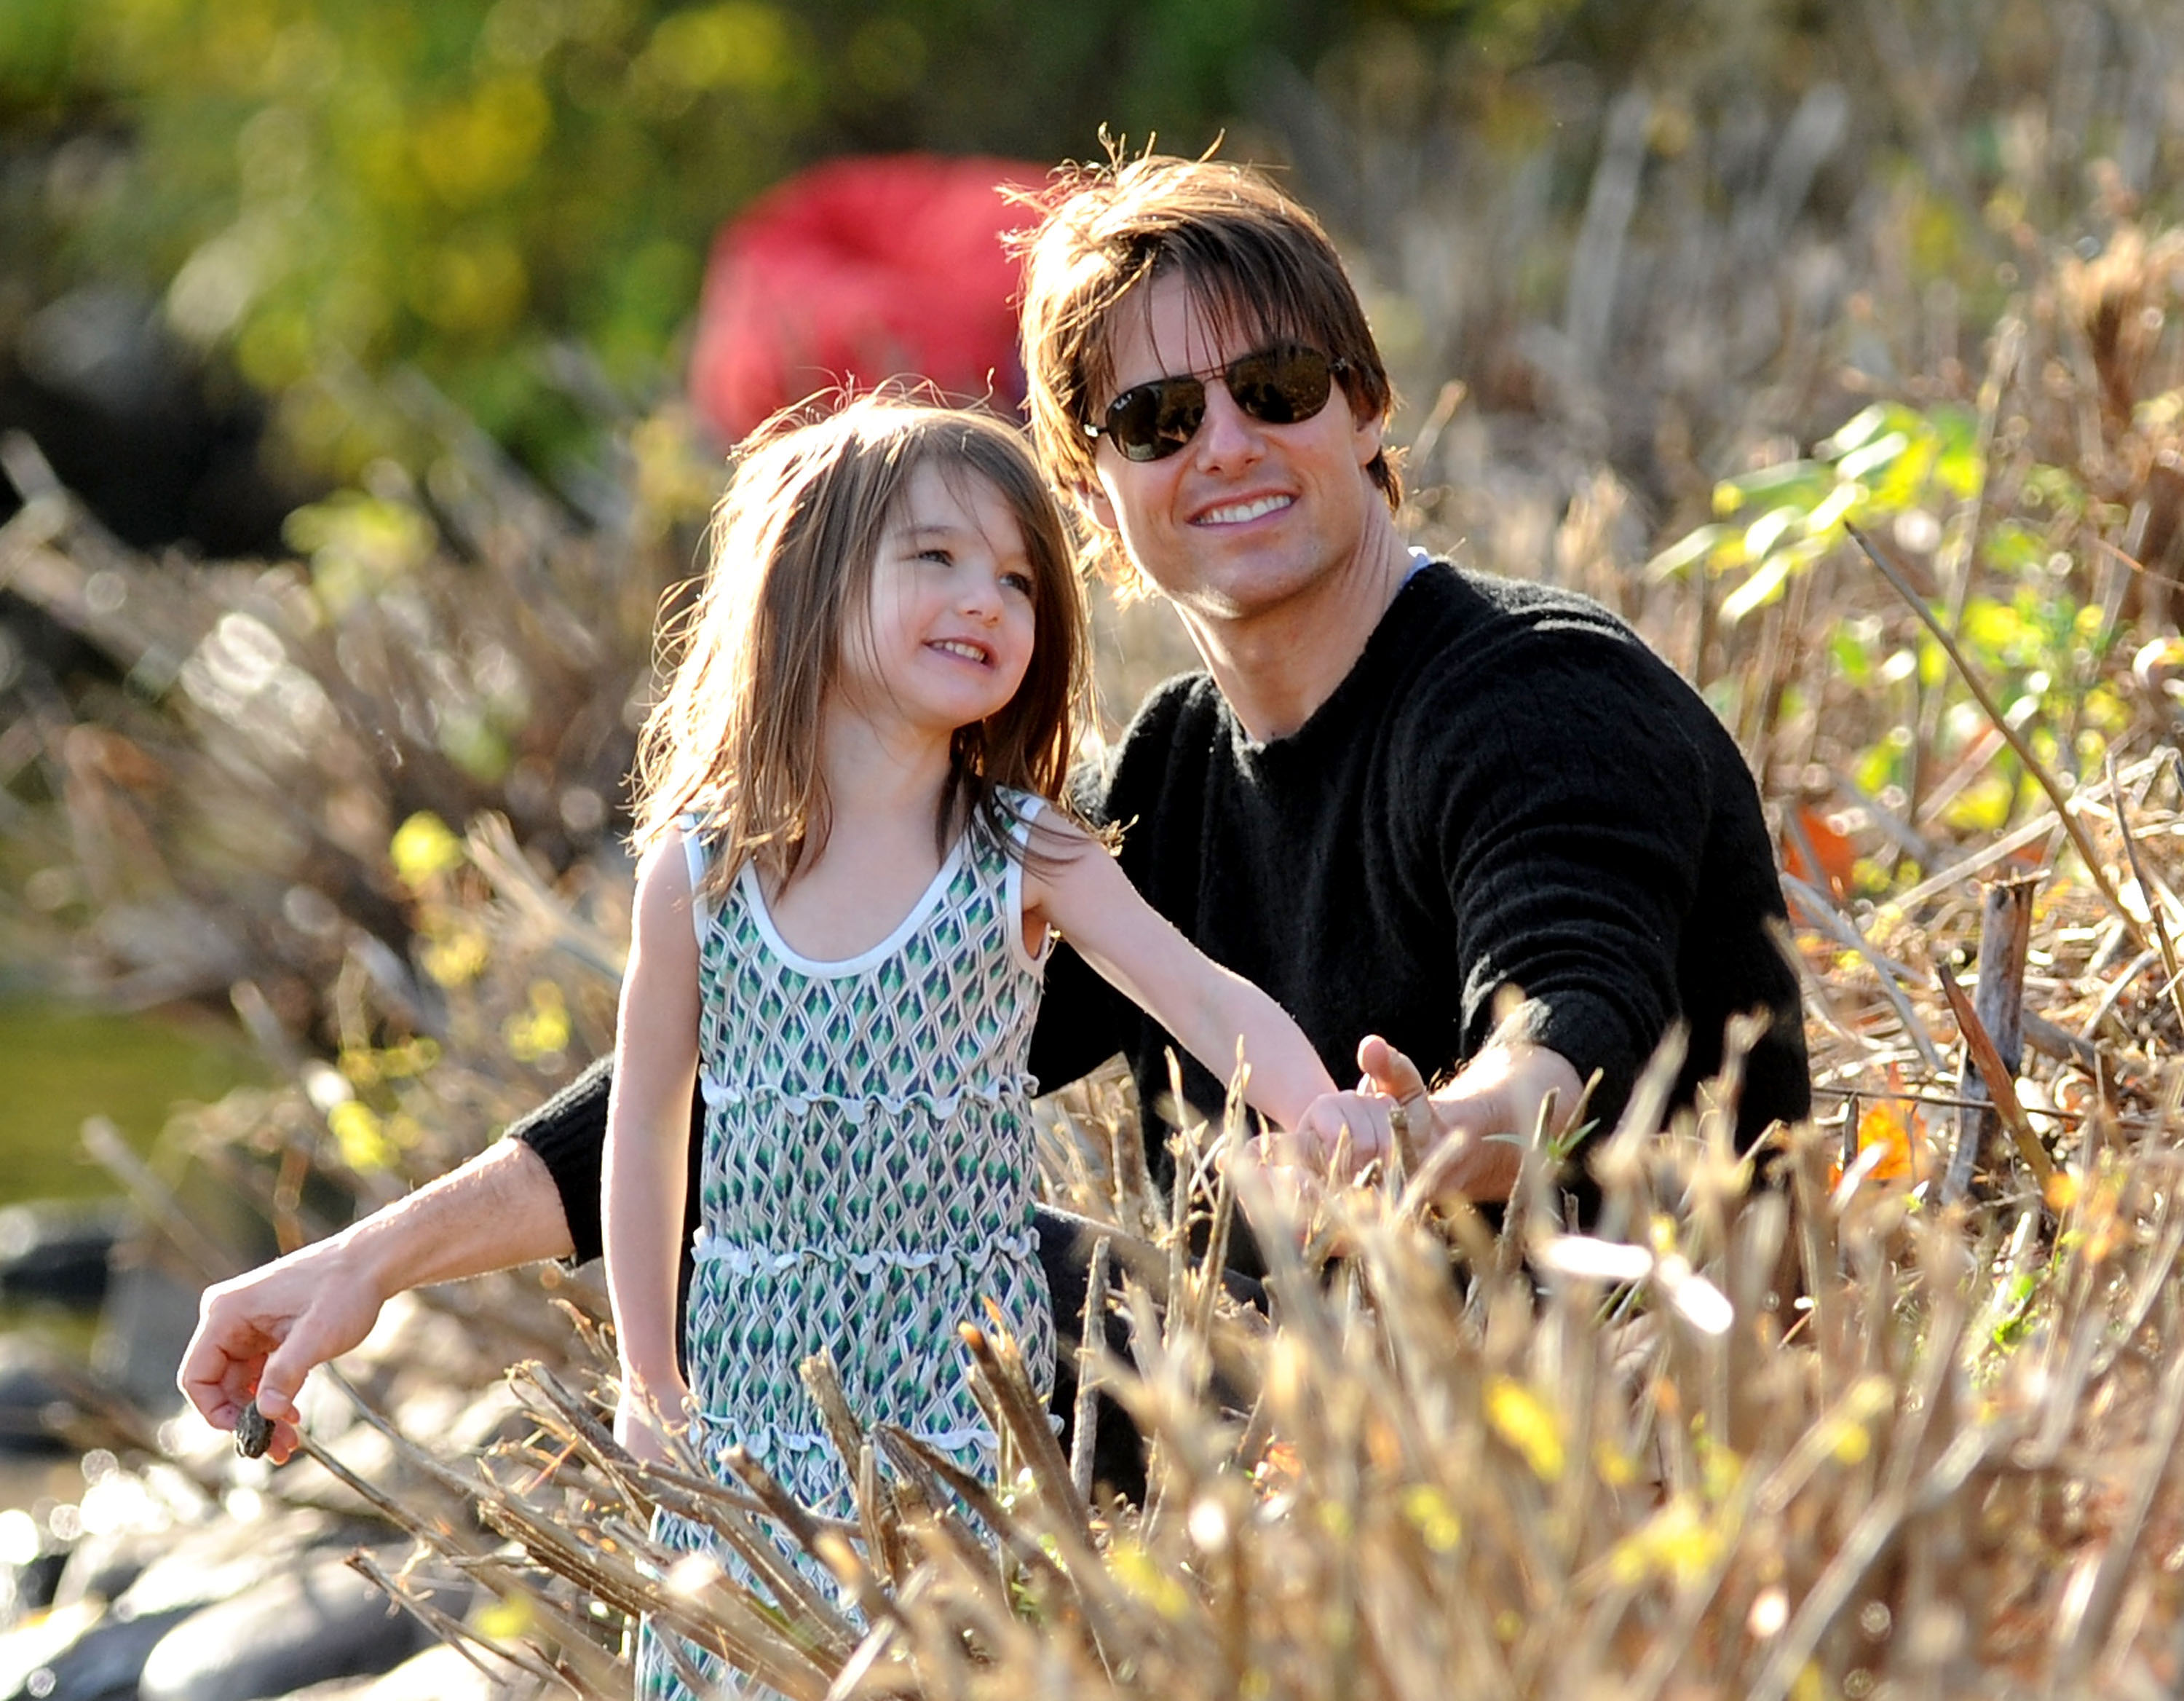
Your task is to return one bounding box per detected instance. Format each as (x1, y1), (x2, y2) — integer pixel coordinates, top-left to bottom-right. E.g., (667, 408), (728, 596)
(1190, 380), (1266, 467)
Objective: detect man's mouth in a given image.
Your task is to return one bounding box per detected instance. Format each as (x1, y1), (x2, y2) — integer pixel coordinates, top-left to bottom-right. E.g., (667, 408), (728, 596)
(1195, 494), (1293, 526)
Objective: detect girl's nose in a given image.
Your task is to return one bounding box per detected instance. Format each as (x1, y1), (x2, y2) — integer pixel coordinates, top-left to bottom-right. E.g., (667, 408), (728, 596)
(957, 570), (1003, 621)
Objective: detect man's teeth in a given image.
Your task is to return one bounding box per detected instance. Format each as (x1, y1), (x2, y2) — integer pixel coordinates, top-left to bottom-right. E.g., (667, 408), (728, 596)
(933, 641), (987, 662)
(1199, 494), (1291, 525)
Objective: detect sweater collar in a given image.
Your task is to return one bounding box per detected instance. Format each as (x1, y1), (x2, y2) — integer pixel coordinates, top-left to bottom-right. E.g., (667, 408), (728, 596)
(1221, 553), (1449, 767)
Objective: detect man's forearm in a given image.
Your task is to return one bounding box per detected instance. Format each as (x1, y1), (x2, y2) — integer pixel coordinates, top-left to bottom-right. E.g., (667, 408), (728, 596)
(183, 1135), (580, 1448)
(339, 1137), (575, 1296)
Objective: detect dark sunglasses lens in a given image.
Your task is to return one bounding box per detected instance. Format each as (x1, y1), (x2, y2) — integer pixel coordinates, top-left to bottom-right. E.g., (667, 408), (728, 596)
(1099, 347), (1337, 460)
(1229, 346), (1334, 425)
(1107, 377), (1207, 462)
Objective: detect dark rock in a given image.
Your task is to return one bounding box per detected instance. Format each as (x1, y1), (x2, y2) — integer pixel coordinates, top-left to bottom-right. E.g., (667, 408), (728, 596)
(0, 1338), (79, 1458)
(135, 1550), (456, 1701)
(3, 1550), (65, 1618)
(0, 284), (306, 559)
(232, 1403), (272, 1462)
(4, 1601), (199, 1701)
(88, 1258), (199, 1417)
(0, 1204), (125, 1311)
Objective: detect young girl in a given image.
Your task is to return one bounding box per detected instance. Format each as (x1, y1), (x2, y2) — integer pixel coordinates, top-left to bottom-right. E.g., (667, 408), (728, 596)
(605, 396), (1388, 1697)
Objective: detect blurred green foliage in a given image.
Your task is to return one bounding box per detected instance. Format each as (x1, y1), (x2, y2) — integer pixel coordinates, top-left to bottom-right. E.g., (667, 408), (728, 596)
(0, 0), (1581, 481)
(0, 997), (264, 1202)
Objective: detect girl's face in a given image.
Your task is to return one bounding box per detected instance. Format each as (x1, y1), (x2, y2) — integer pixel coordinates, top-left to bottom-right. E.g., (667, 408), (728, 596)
(840, 462), (1039, 739)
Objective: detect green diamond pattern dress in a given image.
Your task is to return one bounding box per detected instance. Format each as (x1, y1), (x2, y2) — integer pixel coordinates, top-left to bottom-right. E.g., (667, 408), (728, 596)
(636, 793), (1056, 1700)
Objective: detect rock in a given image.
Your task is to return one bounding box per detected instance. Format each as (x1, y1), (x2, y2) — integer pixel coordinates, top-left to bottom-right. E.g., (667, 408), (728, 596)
(89, 1255), (200, 1417)
(116, 1509), (354, 1619)
(0, 1600), (102, 1698)
(2, 1600), (199, 1701)
(51, 1525), (167, 1611)
(136, 1549), (459, 1701)
(2, 1549), (65, 1618)
(280, 1641), (525, 1701)
(0, 1338), (80, 1458)
(0, 1204), (125, 1311)
(232, 1403), (272, 1461)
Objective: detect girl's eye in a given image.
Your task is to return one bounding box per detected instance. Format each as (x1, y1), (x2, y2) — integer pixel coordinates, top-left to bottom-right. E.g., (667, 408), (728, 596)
(1002, 572), (1034, 596)
(918, 546), (954, 566)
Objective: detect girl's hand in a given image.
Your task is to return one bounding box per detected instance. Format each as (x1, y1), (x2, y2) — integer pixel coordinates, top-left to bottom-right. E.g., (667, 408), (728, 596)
(1286, 1088), (1403, 1183)
(615, 1380), (692, 1471)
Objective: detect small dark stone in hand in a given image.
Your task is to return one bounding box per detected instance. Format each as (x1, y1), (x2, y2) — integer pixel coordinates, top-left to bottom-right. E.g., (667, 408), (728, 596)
(235, 1399), (274, 1459)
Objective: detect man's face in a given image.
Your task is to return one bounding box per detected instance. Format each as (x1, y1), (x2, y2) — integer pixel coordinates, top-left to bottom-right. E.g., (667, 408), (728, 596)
(1077, 274), (1385, 624)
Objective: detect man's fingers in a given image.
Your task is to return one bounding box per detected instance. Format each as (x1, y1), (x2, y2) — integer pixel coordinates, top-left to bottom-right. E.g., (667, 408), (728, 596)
(1357, 1034), (1429, 1101)
(261, 1418), (303, 1467)
(256, 1322), (337, 1424)
(179, 1301), (280, 1429)
(1357, 1035), (1437, 1148)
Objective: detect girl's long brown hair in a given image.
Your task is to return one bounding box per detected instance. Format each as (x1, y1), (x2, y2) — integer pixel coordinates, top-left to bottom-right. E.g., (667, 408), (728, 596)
(631, 395), (1090, 896)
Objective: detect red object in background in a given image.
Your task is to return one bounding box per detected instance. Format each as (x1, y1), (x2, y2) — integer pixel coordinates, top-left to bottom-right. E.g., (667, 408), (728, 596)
(689, 154), (1048, 445)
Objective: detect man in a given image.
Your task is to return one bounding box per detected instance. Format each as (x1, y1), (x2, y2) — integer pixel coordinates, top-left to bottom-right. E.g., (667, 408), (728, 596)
(181, 153), (1808, 1473)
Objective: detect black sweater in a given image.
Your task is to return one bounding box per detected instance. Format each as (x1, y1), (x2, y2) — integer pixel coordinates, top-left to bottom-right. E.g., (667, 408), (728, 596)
(515, 561), (1808, 1263)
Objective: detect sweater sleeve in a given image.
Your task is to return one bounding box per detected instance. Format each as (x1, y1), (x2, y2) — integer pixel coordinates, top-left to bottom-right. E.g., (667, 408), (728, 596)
(1029, 941), (1134, 1092)
(1428, 626), (1716, 1130)
(507, 1054), (704, 1266)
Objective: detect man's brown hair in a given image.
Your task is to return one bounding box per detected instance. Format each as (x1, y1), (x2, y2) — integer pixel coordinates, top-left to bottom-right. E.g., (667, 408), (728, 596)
(1016, 151), (1400, 528)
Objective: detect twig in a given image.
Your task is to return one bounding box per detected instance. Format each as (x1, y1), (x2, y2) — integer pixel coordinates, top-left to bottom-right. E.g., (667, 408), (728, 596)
(1944, 876), (2041, 1203)
(80, 1114), (238, 1282)
(2109, 754), (2184, 1038)
(1935, 968), (2055, 1192)
(1781, 874), (1947, 1071)
(1070, 1233), (1113, 1505)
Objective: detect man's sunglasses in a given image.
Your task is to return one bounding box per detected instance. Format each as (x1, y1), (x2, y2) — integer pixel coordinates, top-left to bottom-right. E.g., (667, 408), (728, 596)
(1083, 344), (1350, 463)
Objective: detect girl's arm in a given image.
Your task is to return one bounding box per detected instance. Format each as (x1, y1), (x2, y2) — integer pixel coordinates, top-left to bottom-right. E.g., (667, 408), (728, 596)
(604, 838), (703, 1459)
(1026, 823), (1380, 1139)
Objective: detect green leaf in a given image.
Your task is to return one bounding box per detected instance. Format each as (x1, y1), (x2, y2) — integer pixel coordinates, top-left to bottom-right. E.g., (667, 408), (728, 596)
(1645, 523), (1728, 583)
(1816, 404), (1890, 459)
(1985, 520), (2048, 575)
(1835, 430), (1911, 484)
(1830, 627), (1873, 685)
(1713, 460), (1828, 517)
(1743, 505), (1803, 561)
(1720, 552), (1793, 625)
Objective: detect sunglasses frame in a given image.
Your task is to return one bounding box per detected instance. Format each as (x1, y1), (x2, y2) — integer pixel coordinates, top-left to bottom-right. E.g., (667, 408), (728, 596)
(1083, 344), (1352, 463)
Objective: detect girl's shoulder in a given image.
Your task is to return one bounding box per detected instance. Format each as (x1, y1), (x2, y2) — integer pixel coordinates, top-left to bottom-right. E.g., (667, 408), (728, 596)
(983, 785), (1101, 859)
(989, 784), (1048, 829)
(665, 810), (742, 932)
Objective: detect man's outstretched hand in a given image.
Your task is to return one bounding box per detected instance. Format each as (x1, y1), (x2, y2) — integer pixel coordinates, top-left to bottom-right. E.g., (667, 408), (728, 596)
(178, 1137), (577, 1463)
(181, 1242), (387, 1465)
(1355, 1034), (1583, 1204)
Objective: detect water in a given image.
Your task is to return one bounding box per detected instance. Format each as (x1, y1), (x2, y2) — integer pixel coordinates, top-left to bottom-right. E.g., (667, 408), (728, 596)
(0, 997), (264, 1207)
(0, 999), (264, 1523)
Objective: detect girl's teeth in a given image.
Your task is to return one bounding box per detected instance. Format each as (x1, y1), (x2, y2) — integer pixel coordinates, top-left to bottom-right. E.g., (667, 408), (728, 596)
(935, 641), (985, 662)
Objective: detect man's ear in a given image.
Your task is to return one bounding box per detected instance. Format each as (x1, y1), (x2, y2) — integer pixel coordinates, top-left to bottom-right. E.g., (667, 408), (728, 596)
(1071, 480), (1119, 536)
(1350, 398), (1385, 470)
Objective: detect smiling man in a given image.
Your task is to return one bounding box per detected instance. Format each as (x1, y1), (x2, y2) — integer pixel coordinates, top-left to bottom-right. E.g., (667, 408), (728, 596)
(181, 154), (1808, 1484)
(1011, 156), (1808, 1211)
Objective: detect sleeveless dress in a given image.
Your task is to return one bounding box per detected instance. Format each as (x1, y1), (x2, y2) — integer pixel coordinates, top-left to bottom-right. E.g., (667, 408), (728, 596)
(635, 794), (1057, 1700)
